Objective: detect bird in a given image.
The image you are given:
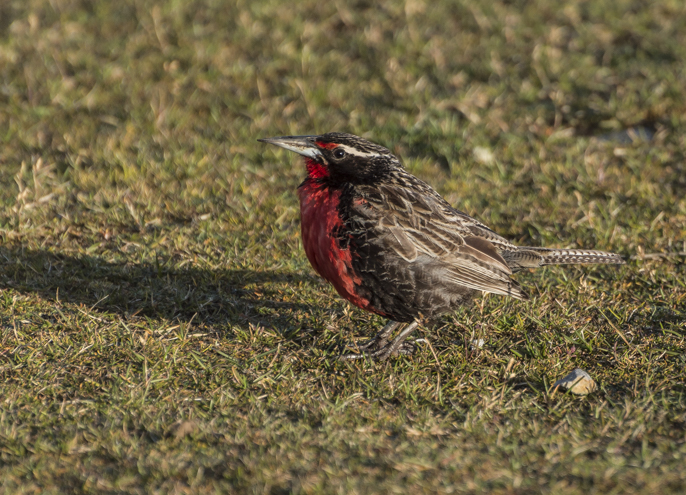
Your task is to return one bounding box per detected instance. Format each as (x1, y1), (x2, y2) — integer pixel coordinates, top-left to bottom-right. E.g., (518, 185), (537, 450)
(259, 132), (624, 361)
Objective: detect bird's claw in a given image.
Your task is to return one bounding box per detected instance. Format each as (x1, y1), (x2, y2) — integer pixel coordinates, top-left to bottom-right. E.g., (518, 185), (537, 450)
(339, 339), (418, 361)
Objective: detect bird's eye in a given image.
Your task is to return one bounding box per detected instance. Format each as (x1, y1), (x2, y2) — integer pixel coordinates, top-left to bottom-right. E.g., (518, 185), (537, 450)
(333, 148), (346, 159)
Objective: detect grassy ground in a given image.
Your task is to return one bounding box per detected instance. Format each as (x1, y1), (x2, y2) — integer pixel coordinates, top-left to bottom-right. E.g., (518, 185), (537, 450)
(1, 0), (685, 492)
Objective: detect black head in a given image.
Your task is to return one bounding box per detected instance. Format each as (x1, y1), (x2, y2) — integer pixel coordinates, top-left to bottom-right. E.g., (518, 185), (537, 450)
(258, 132), (400, 184)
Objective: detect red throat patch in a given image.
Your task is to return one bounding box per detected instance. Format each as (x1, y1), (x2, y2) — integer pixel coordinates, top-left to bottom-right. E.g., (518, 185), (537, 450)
(305, 158), (329, 179)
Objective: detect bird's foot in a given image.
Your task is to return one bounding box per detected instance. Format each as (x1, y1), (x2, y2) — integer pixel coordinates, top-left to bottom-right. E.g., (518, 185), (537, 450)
(338, 321), (421, 361)
(339, 338), (419, 361)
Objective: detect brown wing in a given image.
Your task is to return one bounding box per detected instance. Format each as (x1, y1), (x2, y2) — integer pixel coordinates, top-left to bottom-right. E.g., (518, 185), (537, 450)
(356, 180), (528, 300)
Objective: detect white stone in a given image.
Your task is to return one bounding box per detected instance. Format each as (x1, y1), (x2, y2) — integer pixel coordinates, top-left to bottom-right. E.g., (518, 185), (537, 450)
(552, 368), (597, 395)
(473, 146), (494, 165)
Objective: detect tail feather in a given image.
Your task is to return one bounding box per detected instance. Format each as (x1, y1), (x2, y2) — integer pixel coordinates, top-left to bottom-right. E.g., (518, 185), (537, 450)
(503, 247), (624, 272)
(530, 247), (625, 266)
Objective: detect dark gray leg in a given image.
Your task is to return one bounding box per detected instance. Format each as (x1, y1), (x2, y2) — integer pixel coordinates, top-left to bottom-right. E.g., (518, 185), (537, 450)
(356, 320), (401, 350)
(339, 320), (420, 361)
(378, 321), (420, 360)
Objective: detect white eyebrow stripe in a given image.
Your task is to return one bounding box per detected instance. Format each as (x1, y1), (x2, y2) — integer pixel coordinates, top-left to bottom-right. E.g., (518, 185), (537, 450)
(338, 144), (379, 158)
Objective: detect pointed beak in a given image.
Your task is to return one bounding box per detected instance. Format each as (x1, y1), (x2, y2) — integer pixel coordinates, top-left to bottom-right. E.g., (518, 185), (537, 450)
(258, 135), (322, 159)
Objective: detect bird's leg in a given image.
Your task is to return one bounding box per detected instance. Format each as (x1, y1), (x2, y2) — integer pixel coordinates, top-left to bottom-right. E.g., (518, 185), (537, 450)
(339, 320), (420, 361)
(355, 320), (401, 350)
(374, 321), (419, 361)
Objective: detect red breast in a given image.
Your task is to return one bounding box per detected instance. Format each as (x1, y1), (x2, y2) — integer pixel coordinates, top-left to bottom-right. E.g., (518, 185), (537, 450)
(297, 180), (375, 312)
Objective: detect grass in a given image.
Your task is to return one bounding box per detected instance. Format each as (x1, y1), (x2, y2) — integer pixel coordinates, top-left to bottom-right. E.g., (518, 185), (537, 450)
(1, 0), (685, 492)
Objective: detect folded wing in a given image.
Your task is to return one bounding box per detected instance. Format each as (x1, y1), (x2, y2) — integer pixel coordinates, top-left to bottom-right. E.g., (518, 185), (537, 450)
(353, 181), (529, 301)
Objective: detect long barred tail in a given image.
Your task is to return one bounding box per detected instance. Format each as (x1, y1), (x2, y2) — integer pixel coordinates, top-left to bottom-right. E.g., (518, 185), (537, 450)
(502, 247), (625, 272)
(529, 247), (625, 266)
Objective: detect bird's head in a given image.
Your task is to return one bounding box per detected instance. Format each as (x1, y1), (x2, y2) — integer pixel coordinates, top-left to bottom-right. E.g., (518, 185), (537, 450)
(259, 132), (399, 184)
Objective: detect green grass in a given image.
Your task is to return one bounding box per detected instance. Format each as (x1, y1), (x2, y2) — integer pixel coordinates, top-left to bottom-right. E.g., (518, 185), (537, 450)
(1, 0), (685, 492)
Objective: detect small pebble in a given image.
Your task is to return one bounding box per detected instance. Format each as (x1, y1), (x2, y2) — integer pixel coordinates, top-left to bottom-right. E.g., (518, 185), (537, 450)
(473, 146), (495, 165)
(470, 338), (485, 350)
(552, 368), (597, 395)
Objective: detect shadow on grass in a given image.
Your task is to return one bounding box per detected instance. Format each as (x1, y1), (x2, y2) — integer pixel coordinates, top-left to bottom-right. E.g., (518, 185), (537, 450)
(0, 247), (316, 332)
